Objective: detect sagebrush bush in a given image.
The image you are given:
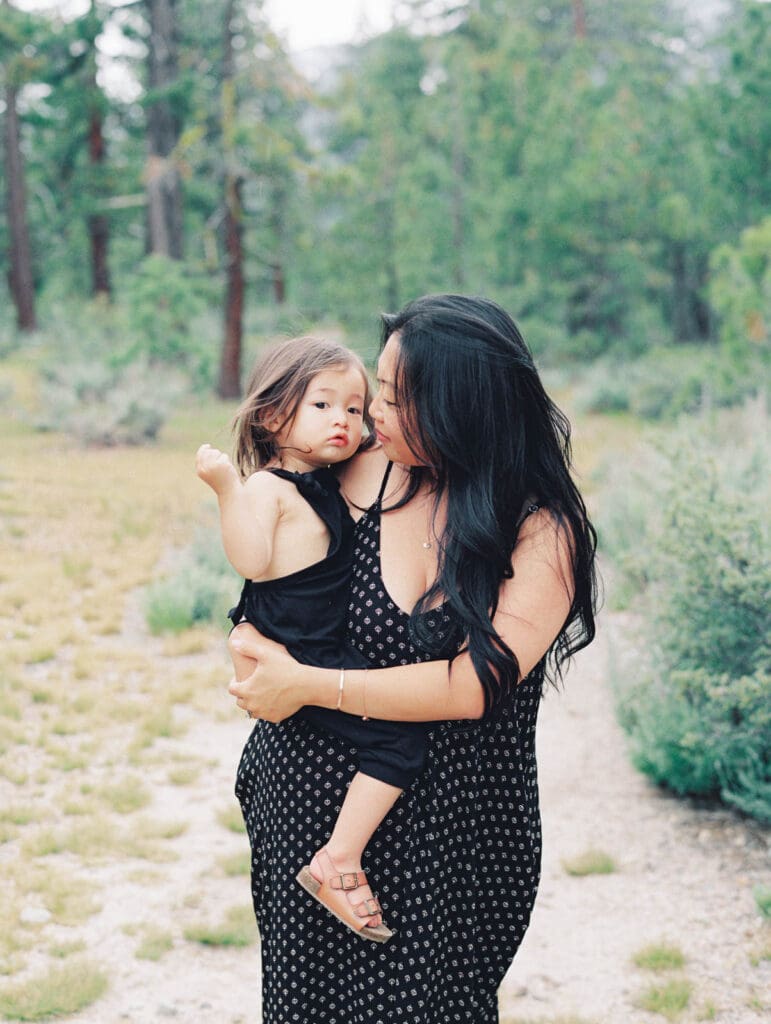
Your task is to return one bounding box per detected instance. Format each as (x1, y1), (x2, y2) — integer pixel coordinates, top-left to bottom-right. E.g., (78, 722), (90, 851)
(36, 358), (183, 446)
(604, 410), (771, 822)
(144, 529), (238, 635)
(576, 347), (761, 421)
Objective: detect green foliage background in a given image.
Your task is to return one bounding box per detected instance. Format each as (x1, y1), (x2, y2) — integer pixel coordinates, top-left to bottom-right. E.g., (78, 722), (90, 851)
(1, 0), (769, 821)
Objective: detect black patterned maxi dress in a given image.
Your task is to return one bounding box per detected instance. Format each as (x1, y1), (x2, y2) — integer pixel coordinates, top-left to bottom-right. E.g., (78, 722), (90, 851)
(235, 486), (544, 1024)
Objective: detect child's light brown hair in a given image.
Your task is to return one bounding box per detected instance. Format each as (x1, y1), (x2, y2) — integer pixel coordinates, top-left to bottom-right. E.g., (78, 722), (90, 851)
(232, 336), (374, 477)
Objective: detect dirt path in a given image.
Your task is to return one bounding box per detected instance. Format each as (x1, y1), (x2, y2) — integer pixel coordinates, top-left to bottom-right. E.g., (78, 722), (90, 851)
(499, 615), (770, 1024)
(11, 614), (770, 1024)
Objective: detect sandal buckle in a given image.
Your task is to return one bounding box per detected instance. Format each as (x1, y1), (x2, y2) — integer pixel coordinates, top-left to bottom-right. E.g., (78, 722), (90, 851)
(338, 872), (359, 890)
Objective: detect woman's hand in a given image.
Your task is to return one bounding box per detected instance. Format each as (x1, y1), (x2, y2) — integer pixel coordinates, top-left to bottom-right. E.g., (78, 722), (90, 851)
(228, 623), (308, 723)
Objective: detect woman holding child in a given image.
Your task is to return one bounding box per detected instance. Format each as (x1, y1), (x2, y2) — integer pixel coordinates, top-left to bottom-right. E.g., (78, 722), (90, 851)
(212, 294), (597, 1024)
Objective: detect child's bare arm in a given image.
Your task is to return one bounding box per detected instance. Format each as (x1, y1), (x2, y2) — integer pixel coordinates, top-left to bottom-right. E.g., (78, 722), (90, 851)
(196, 444), (281, 579)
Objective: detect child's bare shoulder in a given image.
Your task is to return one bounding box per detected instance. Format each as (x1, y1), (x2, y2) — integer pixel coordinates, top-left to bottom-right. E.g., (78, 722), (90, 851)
(242, 469), (290, 505)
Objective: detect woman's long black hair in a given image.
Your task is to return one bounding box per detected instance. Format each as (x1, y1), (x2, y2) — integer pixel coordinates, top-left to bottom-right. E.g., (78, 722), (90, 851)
(381, 294), (598, 713)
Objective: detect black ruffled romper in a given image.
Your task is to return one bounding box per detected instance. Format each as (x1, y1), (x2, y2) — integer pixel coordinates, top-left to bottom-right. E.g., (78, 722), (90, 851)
(235, 466), (544, 1023)
(229, 466), (428, 790)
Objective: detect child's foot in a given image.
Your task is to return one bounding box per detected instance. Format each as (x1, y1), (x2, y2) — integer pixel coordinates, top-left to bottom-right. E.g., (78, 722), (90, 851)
(296, 846), (393, 943)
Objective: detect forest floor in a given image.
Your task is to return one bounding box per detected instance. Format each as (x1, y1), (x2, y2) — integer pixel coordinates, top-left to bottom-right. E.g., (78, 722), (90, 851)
(1, 367), (768, 1023)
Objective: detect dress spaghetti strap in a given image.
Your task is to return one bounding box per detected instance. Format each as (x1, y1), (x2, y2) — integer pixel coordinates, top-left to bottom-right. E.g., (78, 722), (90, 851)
(374, 461), (394, 510)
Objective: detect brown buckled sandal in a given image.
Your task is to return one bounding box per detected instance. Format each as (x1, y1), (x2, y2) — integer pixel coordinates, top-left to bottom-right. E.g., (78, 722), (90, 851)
(296, 848), (393, 944)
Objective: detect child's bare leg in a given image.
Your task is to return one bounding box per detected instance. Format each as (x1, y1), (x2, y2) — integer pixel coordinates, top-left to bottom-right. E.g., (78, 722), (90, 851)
(311, 772), (402, 926)
(229, 623), (259, 685)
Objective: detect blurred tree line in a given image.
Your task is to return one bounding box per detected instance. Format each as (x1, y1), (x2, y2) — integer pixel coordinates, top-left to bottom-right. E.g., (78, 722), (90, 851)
(1, 0), (769, 395)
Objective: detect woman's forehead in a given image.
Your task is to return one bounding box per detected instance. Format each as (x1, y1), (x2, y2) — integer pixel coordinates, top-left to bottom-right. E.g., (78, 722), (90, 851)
(377, 332), (401, 380)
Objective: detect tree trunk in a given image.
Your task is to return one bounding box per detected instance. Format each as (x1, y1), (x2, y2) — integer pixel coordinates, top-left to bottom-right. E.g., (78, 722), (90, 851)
(219, 176), (244, 398)
(217, 0), (243, 399)
(573, 0), (587, 39)
(88, 107), (111, 296)
(145, 0), (183, 259)
(269, 181), (287, 305)
(4, 81), (36, 331)
(451, 80), (466, 290)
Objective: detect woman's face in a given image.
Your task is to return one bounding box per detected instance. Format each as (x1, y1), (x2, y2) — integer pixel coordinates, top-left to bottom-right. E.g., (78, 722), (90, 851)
(370, 333), (424, 467)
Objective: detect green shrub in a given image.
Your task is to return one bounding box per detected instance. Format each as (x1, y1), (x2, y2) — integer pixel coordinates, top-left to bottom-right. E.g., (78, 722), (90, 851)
(605, 417), (771, 822)
(144, 529), (237, 635)
(709, 216), (771, 370)
(122, 256), (217, 389)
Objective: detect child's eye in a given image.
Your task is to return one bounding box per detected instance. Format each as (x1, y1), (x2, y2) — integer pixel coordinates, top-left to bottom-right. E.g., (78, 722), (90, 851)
(348, 406), (362, 416)
(313, 401), (329, 409)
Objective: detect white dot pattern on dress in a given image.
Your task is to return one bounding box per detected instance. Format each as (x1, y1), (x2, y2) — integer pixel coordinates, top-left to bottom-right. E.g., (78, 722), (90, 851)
(235, 503), (543, 1023)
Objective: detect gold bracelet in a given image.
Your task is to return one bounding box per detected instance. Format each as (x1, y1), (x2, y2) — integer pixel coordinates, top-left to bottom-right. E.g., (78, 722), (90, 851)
(361, 668), (369, 722)
(336, 667), (345, 711)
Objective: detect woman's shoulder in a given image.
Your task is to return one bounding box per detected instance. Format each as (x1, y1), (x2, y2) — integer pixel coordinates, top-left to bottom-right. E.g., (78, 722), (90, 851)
(336, 443), (390, 508)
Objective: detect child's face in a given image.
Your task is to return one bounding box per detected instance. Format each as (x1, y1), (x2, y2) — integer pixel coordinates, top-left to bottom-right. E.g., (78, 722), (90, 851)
(276, 365), (366, 471)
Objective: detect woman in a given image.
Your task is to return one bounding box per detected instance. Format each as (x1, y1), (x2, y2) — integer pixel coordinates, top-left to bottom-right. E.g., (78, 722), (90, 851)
(230, 294), (598, 1023)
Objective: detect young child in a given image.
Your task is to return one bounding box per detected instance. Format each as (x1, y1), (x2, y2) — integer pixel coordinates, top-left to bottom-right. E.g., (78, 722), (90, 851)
(196, 336), (427, 944)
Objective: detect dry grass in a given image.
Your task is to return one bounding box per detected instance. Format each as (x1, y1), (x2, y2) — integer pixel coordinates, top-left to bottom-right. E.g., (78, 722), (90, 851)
(0, 363), (233, 1010)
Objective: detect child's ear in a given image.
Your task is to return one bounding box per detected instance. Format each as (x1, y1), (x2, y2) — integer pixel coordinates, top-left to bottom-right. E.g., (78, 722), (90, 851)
(264, 407), (281, 432)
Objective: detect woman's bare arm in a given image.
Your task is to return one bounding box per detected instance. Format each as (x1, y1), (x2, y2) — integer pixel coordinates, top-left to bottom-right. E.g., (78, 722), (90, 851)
(228, 509), (574, 723)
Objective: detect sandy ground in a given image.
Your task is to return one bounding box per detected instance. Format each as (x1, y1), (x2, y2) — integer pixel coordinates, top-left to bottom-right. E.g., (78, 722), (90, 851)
(14, 612), (770, 1024)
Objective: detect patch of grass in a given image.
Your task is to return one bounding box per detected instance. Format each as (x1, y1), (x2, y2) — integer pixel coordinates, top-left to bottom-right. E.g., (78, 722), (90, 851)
(500, 1017), (596, 1024)
(753, 884), (771, 919)
(167, 764), (201, 786)
(697, 1001), (718, 1021)
(184, 904), (257, 948)
(22, 827), (66, 858)
(632, 941), (686, 972)
(0, 953), (26, 977)
(48, 939), (87, 959)
(136, 817), (188, 841)
(132, 703), (186, 748)
(1, 763), (28, 786)
(219, 850), (251, 876)
(96, 777), (152, 814)
(61, 554), (92, 584)
(0, 823), (18, 844)
(135, 927), (174, 961)
(37, 870), (101, 925)
(25, 645), (56, 665)
(635, 978), (692, 1020)
(561, 849), (617, 877)
(126, 868), (164, 885)
(0, 805), (41, 827)
(217, 803), (246, 834)
(161, 628), (211, 656)
(749, 942), (771, 966)
(0, 959), (108, 1020)
(746, 991), (768, 1012)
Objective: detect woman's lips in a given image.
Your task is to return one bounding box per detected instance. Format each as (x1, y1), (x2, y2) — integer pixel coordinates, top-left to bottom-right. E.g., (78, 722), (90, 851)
(375, 430), (389, 443)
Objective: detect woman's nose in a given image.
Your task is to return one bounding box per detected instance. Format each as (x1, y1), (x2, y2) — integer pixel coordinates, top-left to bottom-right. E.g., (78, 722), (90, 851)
(369, 394), (381, 420)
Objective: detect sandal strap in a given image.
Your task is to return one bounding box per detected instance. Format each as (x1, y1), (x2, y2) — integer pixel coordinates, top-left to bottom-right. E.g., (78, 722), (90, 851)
(353, 896), (382, 919)
(329, 871), (367, 891)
